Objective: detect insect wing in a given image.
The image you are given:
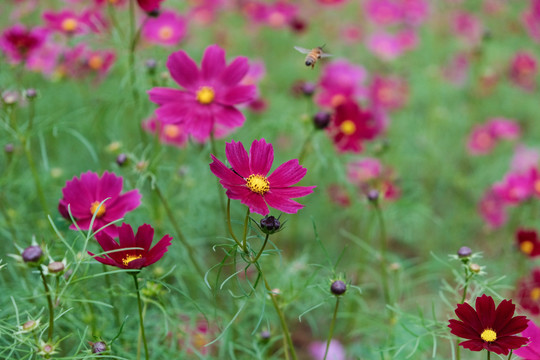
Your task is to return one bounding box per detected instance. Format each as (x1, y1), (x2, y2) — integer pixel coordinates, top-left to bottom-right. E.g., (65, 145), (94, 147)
(294, 46), (311, 54)
(320, 52), (333, 58)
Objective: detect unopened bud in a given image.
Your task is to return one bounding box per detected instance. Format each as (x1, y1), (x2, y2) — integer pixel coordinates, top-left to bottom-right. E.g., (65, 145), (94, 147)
(22, 320), (39, 332)
(313, 111), (331, 130)
(48, 261), (65, 274)
(25, 88), (37, 99)
(330, 280), (347, 296)
(4, 143), (14, 154)
(91, 341), (107, 354)
(260, 216), (281, 234)
(469, 263), (481, 273)
(457, 246), (472, 258)
(367, 189), (380, 203)
(22, 245), (43, 263)
(2, 90), (19, 105)
(116, 153), (128, 166)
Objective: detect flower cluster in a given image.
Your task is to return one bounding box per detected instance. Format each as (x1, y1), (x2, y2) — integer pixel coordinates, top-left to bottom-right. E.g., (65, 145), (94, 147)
(346, 157), (400, 201)
(466, 117), (521, 155)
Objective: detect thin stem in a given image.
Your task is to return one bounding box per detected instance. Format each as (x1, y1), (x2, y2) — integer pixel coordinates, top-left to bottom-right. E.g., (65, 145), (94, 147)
(260, 270), (297, 360)
(507, 350), (513, 360)
(374, 204), (390, 305)
(456, 340), (460, 360)
(460, 269), (472, 304)
(297, 128), (316, 165)
(226, 198), (243, 249)
(323, 297), (340, 360)
(487, 350), (491, 360)
(242, 208), (250, 253)
(252, 234), (270, 263)
(128, 0), (140, 106)
(154, 184), (204, 277)
(39, 267), (54, 341)
(132, 273), (149, 360)
(210, 132), (227, 224)
(102, 263), (121, 328)
(22, 136), (48, 215)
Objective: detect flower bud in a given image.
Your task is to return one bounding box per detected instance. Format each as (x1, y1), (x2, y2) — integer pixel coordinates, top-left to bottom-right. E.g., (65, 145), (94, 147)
(145, 59), (157, 75)
(4, 143), (14, 154)
(22, 245), (43, 263)
(457, 246), (472, 258)
(38, 341), (57, 357)
(116, 153), (128, 166)
(2, 90), (19, 105)
(330, 280), (347, 296)
(259, 330), (271, 342)
(22, 319), (39, 332)
(469, 263), (481, 273)
(367, 189), (380, 203)
(260, 216), (281, 234)
(25, 88), (37, 99)
(91, 341), (107, 354)
(313, 111), (331, 130)
(48, 261), (65, 274)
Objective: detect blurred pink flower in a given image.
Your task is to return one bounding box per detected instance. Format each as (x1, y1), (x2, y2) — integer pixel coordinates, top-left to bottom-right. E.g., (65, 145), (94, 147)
(327, 184), (351, 207)
(509, 51), (537, 92)
(516, 268), (540, 316)
(0, 24), (47, 63)
(308, 340), (346, 360)
(478, 189), (507, 228)
(489, 118), (521, 139)
(137, 0), (163, 13)
(209, 139), (315, 215)
(365, 0), (403, 26)
(241, 60), (266, 110)
(366, 31), (407, 61)
(327, 101), (384, 153)
(492, 172), (533, 205)
(514, 318), (540, 358)
(511, 145), (540, 173)
(142, 116), (188, 147)
(142, 10), (186, 46)
(347, 157), (400, 201)
(189, 0), (226, 24)
(467, 118), (520, 155)
(317, 0), (347, 5)
(401, 0), (429, 26)
(42, 10), (96, 36)
(59, 171), (142, 237)
(451, 11), (483, 46)
(315, 60), (368, 108)
(243, 0), (298, 28)
(370, 74), (409, 111)
(347, 158), (381, 182)
(148, 44), (256, 142)
(26, 42), (61, 76)
(442, 53), (470, 86)
(522, 0), (540, 43)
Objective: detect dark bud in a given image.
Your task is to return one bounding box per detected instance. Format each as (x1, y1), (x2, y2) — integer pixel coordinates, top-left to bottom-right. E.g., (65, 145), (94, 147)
(313, 111), (331, 130)
(145, 59), (157, 75)
(457, 246), (472, 258)
(48, 261), (65, 274)
(4, 143), (14, 154)
(367, 189), (380, 203)
(148, 9), (160, 17)
(25, 88), (37, 99)
(289, 17), (307, 33)
(91, 341), (107, 354)
(301, 82), (316, 96)
(330, 280), (347, 296)
(116, 153), (128, 166)
(260, 216), (280, 234)
(259, 330), (271, 343)
(22, 245), (43, 263)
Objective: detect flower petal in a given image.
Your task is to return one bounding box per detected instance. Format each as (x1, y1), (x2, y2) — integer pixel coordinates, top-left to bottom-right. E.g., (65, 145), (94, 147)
(220, 56), (249, 86)
(498, 316), (529, 337)
(155, 102), (192, 124)
(267, 159), (307, 187)
(458, 339), (486, 352)
(146, 234), (172, 266)
(88, 251), (120, 267)
(221, 85), (256, 105)
(210, 155), (246, 186)
(264, 192), (305, 214)
(225, 140), (251, 178)
(494, 335), (529, 351)
(148, 87), (192, 105)
(455, 302), (484, 335)
(214, 106), (246, 128)
(104, 189), (142, 222)
(201, 44), (226, 82)
(270, 186), (316, 198)
(493, 299), (517, 333)
(242, 192), (269, 215)
(167, 50), (200, 90)
(448, 319), (480, 340)
(249, 139), (273, 176)
(475, 294), (496, 329)
(135, 224), (155, 252)
(96, 171), (123, 201)
(118, 223), (136, 249)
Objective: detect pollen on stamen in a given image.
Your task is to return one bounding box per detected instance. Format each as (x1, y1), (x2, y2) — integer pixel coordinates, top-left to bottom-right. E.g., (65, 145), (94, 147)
(196, 86), (215, 105)
(90, 201), (106, 218)
(122, 254), (143, 266)
(340, 120), (356, 135)
(61, 18), (78, 32)
(521, 240), (534, 254)
(480, 329), (497, 342)
(246, 174), (270, 195)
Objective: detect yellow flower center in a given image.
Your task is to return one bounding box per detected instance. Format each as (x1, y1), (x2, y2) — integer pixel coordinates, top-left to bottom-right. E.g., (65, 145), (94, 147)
(535, 180), (540, 195)
(331, 94), (346, 107)
(163, 124), (181, 138)
(246, 174), (270, 195)
(196, 86), (215, 105)
(521, 240), (534, 255)
(531, 287), (540, 301)
(88, 55), (103, 70)
(480, 329), (497, 342)
(61, 18), (78, 32)
(90, 201), (106, 218)
(122, 254), (142, 266)
(158, 26), (174, 40)
(340, 120), (356, 135)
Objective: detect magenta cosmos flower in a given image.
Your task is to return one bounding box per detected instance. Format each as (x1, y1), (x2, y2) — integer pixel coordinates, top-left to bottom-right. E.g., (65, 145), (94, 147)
(142, 10), (186, 46)
(514, 319), (540, 359)
(315, 59), (368, 108)
(89, 223), (172, 270)
(142, 116), (188, 148)
(59, 171), (142, 237)
(209, 139), (315, 215)
(0, 24), (47, 63)
(42, 10), (95, 36)
(148, 44), (256, 142)
(448, 294), (529, 355)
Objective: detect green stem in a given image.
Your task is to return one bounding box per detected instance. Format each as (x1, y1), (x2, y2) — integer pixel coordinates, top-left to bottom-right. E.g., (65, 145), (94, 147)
(128, 0), (140, 106)
(132, 273), (149, 360)
(154, 184), (204, 277)
(456, 340), (460, 360)
(102, 263), (121, 328)
(39, 267), (54, 341)
(460, 269), (472, 304)
(260, 271), (297, 360)
(242, 208), (250, 253)
(226, 199), (243, 249)
(210, 132), (227, 224)
(297, 128), (316, 164)
(252, 234), (270, 263)
(22, 136), (48, 215)
(374, 204), (390, 305)
(487, 350), (491, 360)
(323, 297), (340, 360)
(507, 350), (513, 360)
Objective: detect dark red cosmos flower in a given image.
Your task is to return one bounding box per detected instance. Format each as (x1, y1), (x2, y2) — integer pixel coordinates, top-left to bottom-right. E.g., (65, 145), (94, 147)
(448, 294), (529, 355)
(516, 228), (540, 257)
(137, 0), (164, 13)
(88, 223), (172, 270)
(517, 268), (540, 315)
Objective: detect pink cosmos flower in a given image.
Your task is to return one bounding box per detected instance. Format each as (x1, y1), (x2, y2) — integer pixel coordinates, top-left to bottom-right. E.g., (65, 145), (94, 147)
(142, 10), (186, 47)
(327, 184), (351, 207)
(509, 51), (537, 92)
(89, 223), (172, 270)
(148, 44), (256, 142)
(401, 0), (429, 26)
(327, 101), (384, 153)
(0, 24), (47, 63)
(478, 189), (507, 228)
(42, 10), (96, 36)
(189, 0), (226, 24)
(365, 0), (403, 26)
(308, 340), (346, 360)
(442, 53), (470, 86)
(370, 75), (409, 111)
(514, 319), (540, 359)
(142, 116), (188, 148)
(315, 60), (368, 108)
(317, 0), (347, 5)
(522, 0), (540, 43)
(489, 118), (521, 140)
(492, 172), (533, 205)
(60, 44), (115, 80)
(26, 42), (61, 76)
(365, 31), (407, 61)
(467, 118), (520, 155)
(451, 11), (484, 47)
(347, 157), (400, 201)
(511, 145), (540, 174)
(209, 139), (315, 215)
(58, 171), (142, 237)
(137, 0), (163, 13)
(243, 1), (298, 28)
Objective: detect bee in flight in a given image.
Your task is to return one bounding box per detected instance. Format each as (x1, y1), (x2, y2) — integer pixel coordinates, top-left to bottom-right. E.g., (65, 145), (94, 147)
(294, 45), (332, 69)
